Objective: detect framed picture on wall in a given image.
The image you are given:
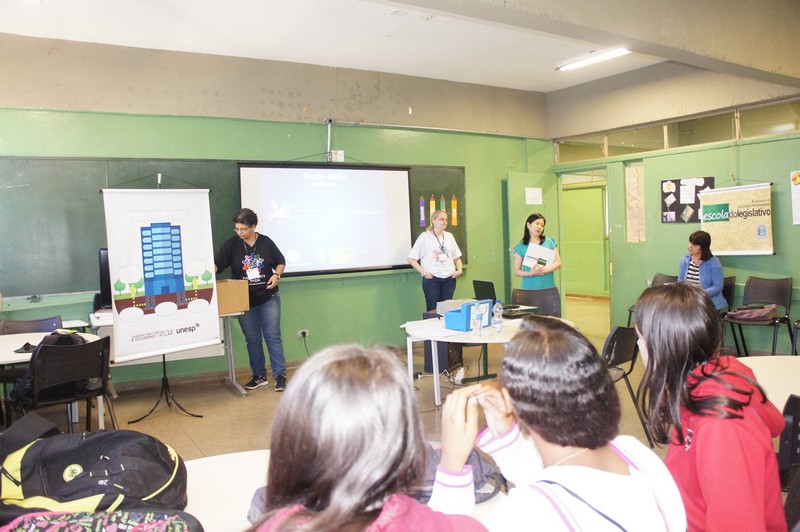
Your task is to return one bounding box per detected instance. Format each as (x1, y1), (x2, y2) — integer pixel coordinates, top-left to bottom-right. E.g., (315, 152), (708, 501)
(661, 177), (714, 223)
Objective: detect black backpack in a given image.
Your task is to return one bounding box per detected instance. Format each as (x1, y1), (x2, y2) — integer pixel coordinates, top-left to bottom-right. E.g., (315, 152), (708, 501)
(0, 412), (188, 524)
(8, 330), (89, 407)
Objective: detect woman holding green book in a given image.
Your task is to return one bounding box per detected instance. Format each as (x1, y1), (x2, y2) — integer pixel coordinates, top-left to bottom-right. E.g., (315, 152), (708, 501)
(512, 213), (562, 316)
(513, 213), (561, 289)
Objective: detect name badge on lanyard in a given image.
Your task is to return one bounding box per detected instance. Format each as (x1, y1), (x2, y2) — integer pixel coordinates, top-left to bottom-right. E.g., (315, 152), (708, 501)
(244, 240), (262, 281)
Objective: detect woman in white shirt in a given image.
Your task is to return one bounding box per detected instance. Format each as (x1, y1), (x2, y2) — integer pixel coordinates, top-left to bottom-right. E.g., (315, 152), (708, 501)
(407, 210), (463, 312)
(428, 316), (686, 531)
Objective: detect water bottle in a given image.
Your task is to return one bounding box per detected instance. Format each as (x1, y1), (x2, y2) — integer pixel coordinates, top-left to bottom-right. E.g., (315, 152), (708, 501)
(492, 300), (503, 333)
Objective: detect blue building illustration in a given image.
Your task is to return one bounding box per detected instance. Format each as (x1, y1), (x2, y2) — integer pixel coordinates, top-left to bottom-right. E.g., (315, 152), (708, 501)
(141, 222), (187, 307)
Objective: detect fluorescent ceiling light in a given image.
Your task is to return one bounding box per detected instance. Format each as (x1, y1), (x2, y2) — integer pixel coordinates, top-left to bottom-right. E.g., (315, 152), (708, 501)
(557, 48), (631, 71)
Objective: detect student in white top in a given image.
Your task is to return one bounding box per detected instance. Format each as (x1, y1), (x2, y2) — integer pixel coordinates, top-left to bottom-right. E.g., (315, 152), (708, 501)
(428, 316), (686, 531)
(407, 210), (463, 312)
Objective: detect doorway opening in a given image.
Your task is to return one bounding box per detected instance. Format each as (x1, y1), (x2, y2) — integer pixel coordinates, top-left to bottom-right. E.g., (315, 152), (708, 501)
(560, 170), (610, 344)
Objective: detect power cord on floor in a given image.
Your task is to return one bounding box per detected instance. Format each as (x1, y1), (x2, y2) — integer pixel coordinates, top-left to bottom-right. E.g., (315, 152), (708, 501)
(299, 332), (311, 357)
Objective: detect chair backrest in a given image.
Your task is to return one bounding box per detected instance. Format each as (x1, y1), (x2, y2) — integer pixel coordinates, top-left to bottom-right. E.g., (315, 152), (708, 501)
(722, 275), (736, 309)
(511, 287), (561, 317)
(601, 326), (639, 368)
(30, 337), (111, 407)
(0, 316), (63, 335)
(742, 276), (793, 317)
(651, 273), (678, 286)
(473, 280), (497, 302)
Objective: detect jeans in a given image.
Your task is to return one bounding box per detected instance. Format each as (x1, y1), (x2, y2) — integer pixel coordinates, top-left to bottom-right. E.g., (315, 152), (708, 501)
(422, 276), (457, 312)
(237, 293), (286, 379)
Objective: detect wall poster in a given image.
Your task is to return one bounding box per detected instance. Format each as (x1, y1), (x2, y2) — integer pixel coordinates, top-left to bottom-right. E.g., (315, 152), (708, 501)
(660, 177), (714, 223)
(699, 183), (774, 256)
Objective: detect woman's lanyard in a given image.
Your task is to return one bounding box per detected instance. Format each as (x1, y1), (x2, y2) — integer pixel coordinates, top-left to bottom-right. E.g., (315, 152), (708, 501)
(242, 234), (258, 255)
(243, 236), (262, 281)
(432, 231), (446, 254)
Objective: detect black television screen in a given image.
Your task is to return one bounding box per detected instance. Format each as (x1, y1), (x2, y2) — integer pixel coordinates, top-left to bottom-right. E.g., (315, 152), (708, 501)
(98, 248), (112, 309)
(239, 163), (413, 276)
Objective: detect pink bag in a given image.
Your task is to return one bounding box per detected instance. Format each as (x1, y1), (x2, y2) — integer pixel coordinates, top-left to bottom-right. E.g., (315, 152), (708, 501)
(727, 304), (777, 321)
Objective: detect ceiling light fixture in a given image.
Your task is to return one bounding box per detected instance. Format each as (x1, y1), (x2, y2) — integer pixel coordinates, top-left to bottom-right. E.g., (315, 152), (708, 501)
(556, 48), (631, 72)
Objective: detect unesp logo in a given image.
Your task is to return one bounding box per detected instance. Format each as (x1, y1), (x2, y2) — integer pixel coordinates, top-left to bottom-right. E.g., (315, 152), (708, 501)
(702, 203), (729, 222)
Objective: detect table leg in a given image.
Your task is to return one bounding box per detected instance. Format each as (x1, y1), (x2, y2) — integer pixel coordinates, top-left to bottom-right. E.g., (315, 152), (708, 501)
(406, 335), (415, 384)
(431, 341), (442, 406)
(222, 316), (247, 397)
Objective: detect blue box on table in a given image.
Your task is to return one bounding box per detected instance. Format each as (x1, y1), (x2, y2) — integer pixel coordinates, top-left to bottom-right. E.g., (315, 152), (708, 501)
(444, 300), (493, 332)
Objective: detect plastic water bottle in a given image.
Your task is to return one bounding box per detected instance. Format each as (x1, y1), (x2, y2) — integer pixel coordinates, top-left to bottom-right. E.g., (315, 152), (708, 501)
(492, 300), (503, 333)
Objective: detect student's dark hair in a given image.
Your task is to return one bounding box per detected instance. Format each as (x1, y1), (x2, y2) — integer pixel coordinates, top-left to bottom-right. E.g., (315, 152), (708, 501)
(502, 316), (620, 448)
(233, 208), (258, 227)
(521, 213), (546, 245)
(689, 230), (713, 260)
(264, 344), (427, 532)
(635, 283), (766, 445)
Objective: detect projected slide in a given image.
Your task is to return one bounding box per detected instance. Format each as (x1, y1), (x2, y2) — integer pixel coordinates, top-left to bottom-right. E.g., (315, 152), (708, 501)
(240, 164), (412, 275)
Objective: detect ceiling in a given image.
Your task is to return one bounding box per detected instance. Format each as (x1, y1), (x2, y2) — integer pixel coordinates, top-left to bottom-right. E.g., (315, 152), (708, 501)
(0, 0), (665, 93)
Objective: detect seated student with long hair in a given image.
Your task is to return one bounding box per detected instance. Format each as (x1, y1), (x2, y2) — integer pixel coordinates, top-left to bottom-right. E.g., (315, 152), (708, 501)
(428, 316), (685, 530)
(253, 344), (485, 532)
(635, 283), (785, 532)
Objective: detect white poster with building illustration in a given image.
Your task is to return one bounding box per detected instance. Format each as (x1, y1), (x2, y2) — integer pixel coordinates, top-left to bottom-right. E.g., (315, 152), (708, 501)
(102, 189), (221, 362)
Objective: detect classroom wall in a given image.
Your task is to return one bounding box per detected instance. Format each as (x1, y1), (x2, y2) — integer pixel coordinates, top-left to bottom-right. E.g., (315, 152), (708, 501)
(593, 134), (800, 354)
(0, 107), (546, 382)
(0, 33), (548, 139)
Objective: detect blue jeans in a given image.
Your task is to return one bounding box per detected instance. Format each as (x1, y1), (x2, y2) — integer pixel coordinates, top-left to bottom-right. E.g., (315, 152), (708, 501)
(237, 294), (286, 379)
(422, 276), (457, 312)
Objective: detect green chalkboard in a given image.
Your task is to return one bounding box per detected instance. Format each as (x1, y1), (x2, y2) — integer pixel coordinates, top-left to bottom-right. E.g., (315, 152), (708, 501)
(408, 166), (467, 263)
(0, 158), (240, 298)
(0, 159), (466, 297)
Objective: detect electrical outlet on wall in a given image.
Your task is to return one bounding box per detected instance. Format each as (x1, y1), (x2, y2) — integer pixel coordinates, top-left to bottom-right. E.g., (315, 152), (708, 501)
(297, 329), (310, 338)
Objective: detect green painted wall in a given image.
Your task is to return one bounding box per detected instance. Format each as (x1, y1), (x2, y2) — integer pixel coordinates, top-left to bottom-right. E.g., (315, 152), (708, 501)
(0, 107), (549, 382)
(599, 136), (800, 353)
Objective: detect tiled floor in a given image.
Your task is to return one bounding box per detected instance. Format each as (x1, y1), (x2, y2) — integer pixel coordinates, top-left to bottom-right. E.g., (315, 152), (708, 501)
(29, 296), (662, 461)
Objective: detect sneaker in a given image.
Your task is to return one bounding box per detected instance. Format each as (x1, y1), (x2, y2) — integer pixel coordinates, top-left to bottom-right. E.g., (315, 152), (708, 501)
(274, 375), (287, 392)
(244, 376), (268, 390)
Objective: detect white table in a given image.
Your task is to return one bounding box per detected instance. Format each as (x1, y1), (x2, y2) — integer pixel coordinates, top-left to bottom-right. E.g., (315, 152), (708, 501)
(404, 317), (524, 406)
(0, 331), (100, 365)
(185, 450), (270, 532)
(0, 332), (107, 428)
(404, 314), (576, 406)
(184, 449), (506, 531)
(739, 355), (800, 410)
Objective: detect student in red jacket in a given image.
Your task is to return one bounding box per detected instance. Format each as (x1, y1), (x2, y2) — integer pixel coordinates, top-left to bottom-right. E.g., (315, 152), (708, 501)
(635, 283), (786, 532)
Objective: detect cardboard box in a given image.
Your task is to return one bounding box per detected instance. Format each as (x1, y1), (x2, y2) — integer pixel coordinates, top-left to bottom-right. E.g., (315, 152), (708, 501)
(444, 299), (492, 332)
(216, 279), (250, 315)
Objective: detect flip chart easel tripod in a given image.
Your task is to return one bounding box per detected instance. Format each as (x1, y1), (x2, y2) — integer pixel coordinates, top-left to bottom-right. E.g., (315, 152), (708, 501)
(128, 352), (202, 423)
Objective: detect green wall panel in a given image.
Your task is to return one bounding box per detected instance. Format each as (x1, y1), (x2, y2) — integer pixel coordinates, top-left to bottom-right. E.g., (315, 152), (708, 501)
(0, 107), (553, 382)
